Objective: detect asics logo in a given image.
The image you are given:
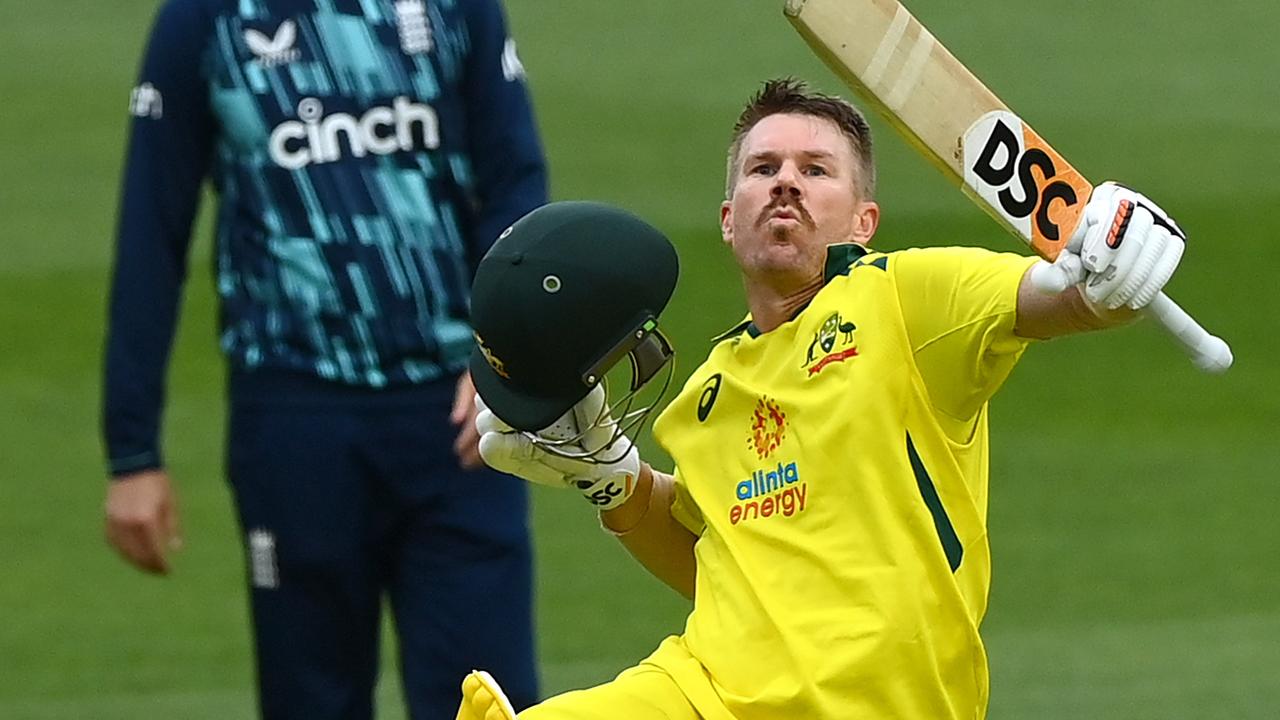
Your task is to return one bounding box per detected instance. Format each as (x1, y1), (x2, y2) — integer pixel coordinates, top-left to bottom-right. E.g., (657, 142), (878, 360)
(268, 97), (440, 170)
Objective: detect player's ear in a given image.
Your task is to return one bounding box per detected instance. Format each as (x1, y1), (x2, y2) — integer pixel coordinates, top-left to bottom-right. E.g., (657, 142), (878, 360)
(720, 200), (734, 246)
(852, 201), (879, 246)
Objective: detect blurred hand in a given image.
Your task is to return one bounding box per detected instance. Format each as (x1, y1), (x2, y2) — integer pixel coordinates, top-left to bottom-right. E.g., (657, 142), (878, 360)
(104, 469), (182, 575)
(451, 371), (484, 470)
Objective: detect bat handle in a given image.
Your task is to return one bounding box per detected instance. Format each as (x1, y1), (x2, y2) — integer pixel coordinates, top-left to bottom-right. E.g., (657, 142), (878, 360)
(1145, 291), (1233, 373)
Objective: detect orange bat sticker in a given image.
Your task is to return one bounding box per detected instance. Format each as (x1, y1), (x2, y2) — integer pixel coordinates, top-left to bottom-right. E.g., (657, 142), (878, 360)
(962, 110), (1093, 259)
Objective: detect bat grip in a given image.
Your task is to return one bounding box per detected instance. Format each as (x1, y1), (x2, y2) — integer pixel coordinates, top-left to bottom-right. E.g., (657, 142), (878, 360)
(1146, 292), (1233, 373)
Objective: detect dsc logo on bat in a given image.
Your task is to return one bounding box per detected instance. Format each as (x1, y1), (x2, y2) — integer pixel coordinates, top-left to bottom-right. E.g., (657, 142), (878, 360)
(961, 111), (1092, 255)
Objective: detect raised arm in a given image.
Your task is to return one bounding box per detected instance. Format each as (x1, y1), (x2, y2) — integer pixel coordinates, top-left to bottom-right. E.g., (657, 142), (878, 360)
(1015, 182), (1185, 340)
(1014, 281), (1137, 339)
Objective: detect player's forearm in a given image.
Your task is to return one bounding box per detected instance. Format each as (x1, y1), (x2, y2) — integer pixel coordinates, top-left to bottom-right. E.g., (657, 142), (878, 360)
(102, 228), (188, 476)
(1014, 272), (1138, 340)
(602, 464), (697, 600)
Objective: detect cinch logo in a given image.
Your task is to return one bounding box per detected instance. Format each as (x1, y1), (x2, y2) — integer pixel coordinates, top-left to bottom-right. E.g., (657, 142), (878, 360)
(748, 396), (785, 458)
(803, 311), (857, 376)
(268, 96), (440, 170)
(962, 110), (1091, 252)
(730, 461), (808, 525)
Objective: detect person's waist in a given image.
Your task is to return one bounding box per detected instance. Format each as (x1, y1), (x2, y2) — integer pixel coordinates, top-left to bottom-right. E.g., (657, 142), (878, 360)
(229, 366), (461, 407)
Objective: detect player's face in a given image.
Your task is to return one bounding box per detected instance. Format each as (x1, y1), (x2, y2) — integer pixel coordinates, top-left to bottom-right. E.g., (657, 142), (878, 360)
(721, 113), (878, 292)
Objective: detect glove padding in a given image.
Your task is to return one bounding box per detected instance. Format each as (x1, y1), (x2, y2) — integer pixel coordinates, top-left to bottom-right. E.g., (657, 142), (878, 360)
(476, 386), (641, 511)
(1073, 181), (1187, 310)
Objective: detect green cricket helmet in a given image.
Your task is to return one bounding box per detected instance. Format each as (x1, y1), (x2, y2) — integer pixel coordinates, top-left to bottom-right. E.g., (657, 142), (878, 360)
(469, 201), (679, 440)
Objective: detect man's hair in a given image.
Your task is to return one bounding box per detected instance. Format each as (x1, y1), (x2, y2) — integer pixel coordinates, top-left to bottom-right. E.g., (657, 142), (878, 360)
(725, 78), (876, 200)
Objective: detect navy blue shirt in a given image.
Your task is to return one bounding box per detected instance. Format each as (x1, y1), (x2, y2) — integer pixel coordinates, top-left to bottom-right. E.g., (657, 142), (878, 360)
(104, 0), (547, 475)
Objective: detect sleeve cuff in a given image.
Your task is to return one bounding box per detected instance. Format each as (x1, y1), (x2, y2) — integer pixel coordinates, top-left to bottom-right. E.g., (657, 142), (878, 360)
(108, 451), (162, 478)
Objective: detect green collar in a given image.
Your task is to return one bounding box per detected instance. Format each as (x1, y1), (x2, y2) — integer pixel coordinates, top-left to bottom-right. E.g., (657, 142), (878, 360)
(823, 242), (871, 282)
(711, 243), (872, 342)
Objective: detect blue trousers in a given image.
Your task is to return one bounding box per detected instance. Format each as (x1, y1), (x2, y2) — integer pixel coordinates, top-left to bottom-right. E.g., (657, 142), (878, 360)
(227, 372), (538, 719)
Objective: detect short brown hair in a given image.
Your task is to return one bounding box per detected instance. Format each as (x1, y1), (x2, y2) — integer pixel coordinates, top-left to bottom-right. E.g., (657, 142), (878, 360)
(725, 78), (876, 200)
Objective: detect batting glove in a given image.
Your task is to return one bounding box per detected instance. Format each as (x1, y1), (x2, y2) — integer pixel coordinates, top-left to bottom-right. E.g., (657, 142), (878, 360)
(476, 386), (641, 511)
(1073, 182), (1187, 310)
(1029, 182), (1187, 311)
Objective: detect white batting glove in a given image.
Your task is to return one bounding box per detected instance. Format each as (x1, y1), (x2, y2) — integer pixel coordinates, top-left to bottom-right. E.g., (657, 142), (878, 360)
(1028, 182), (1188, 308)
(1072, 182), (1187, 310)
(476, 386), (641, 511)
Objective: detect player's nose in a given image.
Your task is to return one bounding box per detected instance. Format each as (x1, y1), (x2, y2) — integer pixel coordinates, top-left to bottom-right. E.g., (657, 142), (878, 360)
(770, 165), (803, 199)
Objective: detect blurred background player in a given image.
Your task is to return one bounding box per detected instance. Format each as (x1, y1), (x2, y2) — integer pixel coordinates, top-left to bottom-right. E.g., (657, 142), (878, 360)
(101, 1), (546, 717)
(461, 79), (1188, 719)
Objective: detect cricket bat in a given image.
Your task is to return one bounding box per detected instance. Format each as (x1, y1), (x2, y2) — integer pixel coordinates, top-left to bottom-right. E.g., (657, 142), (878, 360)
(784, 0), (1233, 372)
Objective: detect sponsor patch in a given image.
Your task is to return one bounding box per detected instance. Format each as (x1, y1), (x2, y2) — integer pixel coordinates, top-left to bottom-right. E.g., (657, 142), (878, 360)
(747, 396), (786, 458)
(244, 20), (301, 67)
(729, 461), (808, 526)
(961, 110), (1092, 257)
(267, 96), (439, 170)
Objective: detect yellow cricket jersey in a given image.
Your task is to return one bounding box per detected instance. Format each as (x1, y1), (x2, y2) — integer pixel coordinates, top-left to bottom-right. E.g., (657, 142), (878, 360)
(647, 244), (1039, 720)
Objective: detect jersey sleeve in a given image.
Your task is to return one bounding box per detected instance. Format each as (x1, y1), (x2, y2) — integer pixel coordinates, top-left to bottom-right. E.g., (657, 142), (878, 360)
(102, 0), (216, 477)
(891, 247), (1039, 422)
(668, 468), (706, 536)
(460, 0), (548, 271)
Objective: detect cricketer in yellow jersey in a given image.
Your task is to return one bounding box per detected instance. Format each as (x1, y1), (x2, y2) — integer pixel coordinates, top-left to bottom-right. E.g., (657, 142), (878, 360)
(462, 79), (1188, 720)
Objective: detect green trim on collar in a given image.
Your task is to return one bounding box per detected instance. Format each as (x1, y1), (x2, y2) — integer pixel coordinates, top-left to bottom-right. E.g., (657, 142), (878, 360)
(710, 318), (753, 344)
(711, 244), (879, 342)
(823, 243), (871, 282)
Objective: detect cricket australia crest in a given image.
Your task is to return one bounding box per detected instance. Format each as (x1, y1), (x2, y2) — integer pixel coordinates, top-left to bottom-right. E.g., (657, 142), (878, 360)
(802, 311), (858, 376)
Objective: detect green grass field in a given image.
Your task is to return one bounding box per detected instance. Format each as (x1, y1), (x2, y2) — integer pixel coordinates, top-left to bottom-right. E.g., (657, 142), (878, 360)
(2, 1), (1277, 717)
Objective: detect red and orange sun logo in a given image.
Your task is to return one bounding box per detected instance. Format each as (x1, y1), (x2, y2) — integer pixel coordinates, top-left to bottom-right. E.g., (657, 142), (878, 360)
(748, 396), (786, 459)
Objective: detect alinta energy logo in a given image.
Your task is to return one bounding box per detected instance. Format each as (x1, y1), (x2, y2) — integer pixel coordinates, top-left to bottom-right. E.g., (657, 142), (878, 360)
(730, 396), (808, 526)
(802, 311), (858, 377)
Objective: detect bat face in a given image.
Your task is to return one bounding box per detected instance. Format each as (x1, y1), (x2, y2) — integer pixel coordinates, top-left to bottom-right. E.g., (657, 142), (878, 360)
(784, 0), (1090, 260)
(961, 111), (1091, 258)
